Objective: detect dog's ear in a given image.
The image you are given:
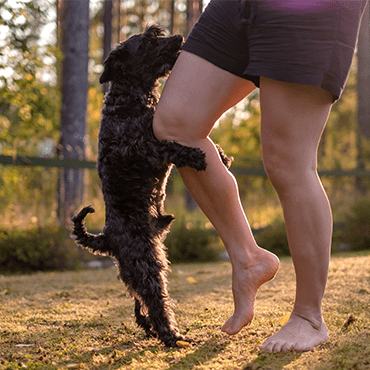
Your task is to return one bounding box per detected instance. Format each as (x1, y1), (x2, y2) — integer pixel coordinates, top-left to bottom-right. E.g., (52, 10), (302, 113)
(144, 24), (165, 38)
(99, 47), (129, 84)
(100, 59), (114, 84)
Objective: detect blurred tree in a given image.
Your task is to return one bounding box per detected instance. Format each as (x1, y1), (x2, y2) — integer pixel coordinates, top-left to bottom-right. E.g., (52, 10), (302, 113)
(58, 0), (90, 224)
(103, 0), (113, 95)
(0, 0), (61, 225)
(357, 2), (370, 140)
(169, 0), (175, 34)
(2, 0), (367, 229)
(0, 0), (60, 155)
(113, 0), (122, 44)
(356, 1), (370, 194)
(186, 0), (202, 36)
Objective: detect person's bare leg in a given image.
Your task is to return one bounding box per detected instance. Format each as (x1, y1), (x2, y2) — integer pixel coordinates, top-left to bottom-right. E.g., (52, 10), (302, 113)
(153, 51), (279, 335)
(259, 77), (333, 352)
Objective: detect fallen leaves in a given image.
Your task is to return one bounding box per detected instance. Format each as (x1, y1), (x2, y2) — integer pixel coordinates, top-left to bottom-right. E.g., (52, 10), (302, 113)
(279, 313), (290, 326)
(176, 340), (191, 348)
(66, 364), (81, 369)
(186, 276), (197, 284)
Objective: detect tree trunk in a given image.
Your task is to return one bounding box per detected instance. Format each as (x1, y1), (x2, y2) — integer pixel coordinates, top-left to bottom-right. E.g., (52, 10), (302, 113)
(356, 1), (370, 195)
(169, 0), (175, 35)
(357, 1), (370, 139)
(103, 0), (113, 95)
(198, 0), (203, 13)
(185, 0), (202, 37)
(58, 0), (90, 224)
(186, 0), (194, 37)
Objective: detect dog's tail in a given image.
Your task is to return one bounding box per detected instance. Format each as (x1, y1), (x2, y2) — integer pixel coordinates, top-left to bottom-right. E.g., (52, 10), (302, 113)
(71, 206), (111, 256)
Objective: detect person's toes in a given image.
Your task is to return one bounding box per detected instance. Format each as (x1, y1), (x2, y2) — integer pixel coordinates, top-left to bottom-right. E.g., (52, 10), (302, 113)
(280, 341), (294, 352)
(259, 339), (274, 352)
(224, 315), (251, 335)
(293, 342), (309, 352)
(221, 316), (233, 332)
(269, 342), (280, 352)
(225, 324), (239, 335)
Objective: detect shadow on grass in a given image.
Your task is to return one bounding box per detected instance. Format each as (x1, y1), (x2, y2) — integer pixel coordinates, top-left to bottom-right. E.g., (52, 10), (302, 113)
(243, 351), (301, 370)
(312, 330), (370, 370)
(88, 337), (228, 369)
(168, 337), (229, 369)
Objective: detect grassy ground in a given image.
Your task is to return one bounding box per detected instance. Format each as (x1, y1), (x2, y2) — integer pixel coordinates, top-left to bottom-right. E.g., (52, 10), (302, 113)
(0, 252), (369, 370)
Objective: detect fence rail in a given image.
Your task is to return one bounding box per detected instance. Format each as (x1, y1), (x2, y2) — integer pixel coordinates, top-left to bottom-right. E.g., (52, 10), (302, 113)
(1, 154), (370, 177)
(0, 155), (96, 170)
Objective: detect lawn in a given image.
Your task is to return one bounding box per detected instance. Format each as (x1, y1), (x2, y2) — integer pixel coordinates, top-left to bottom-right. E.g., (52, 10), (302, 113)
(0, 252), (369, 369)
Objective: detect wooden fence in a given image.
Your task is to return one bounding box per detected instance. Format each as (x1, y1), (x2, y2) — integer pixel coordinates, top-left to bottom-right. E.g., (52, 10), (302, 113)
(1, 154), (370, 178)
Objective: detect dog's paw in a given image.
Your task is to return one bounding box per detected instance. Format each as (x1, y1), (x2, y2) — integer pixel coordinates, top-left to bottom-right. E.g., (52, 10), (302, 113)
(215, 143), (233, 169)
(163, 334), (188, 348)
(175, 145), (207, 171)
(190, 149), (207, 171)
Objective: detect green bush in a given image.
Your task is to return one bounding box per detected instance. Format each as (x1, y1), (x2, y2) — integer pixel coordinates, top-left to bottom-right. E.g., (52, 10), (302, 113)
(0, 225), (82, 274)
(0, 219), (225, 273)
(165, 220), (224, 263)
(341, 197), (370, 251)
(255, 222), (291, 256)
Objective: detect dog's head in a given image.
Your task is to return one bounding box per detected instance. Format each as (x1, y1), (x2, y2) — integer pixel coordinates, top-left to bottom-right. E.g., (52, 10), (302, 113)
(100, 25), (183, 85)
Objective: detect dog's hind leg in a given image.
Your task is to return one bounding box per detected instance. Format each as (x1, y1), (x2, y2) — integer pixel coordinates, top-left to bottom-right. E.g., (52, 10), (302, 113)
(134, 298), (156, 338)
(151, 214), (175, 237)
(138, 270), (183, 347)
(117, 241), (184, 347)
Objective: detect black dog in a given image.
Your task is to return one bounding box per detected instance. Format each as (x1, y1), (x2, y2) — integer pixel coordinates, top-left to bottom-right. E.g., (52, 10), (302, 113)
(71, 25), (232, 347)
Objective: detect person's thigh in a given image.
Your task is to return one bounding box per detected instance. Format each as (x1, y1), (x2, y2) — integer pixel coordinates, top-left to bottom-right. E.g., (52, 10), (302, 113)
(259, 77), (333, 178)
(153, 51), (256, 144)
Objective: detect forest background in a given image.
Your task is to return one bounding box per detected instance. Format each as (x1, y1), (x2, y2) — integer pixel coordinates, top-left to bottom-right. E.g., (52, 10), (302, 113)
(0, 0), (370, 272)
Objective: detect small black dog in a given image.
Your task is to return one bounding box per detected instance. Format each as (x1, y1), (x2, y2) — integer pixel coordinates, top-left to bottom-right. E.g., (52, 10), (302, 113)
(71, 25), (231, 347)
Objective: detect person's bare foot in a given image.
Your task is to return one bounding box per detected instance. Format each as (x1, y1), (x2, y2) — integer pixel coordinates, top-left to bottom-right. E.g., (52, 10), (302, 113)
(221, 248), (279, 335)
(259, 313), (329, 352)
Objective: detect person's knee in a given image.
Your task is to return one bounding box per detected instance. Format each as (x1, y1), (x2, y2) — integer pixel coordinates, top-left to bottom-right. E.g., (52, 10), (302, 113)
(153, 102), (186, 143)
(153, 107), (172, 142)
(153, 102), (203, 147)
(263, 156), (288, 191)
(262, 146), (305, 193)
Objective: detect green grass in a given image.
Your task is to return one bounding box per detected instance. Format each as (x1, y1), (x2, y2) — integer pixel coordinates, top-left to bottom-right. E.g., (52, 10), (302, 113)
(1, 252), (369, 369)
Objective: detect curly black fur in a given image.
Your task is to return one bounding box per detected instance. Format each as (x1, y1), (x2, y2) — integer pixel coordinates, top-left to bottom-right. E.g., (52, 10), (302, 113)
(71, 25), (232, 347)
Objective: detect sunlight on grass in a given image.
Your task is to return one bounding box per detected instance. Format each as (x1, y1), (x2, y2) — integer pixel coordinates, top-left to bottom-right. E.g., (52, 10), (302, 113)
(0, 252), (369, 369)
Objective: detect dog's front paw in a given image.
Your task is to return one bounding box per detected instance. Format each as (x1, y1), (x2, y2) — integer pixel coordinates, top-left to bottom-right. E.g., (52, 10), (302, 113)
(163, 333), (188, 348)
(190, 148), (207, 171)
(215, 143), (233, 169)
(173, 145), (207, 171)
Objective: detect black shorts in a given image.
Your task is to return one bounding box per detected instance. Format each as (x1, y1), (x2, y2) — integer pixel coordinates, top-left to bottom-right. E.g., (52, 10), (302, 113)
(182, 0), (368, 101)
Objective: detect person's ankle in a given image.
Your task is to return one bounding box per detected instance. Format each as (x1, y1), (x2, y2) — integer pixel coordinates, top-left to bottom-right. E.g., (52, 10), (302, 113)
(290, 310), (324, 330)
(226, 244), (259, 265)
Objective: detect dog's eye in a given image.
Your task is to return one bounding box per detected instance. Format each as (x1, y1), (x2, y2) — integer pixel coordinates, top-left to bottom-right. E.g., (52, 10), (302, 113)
(146, 39), (158, 48)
